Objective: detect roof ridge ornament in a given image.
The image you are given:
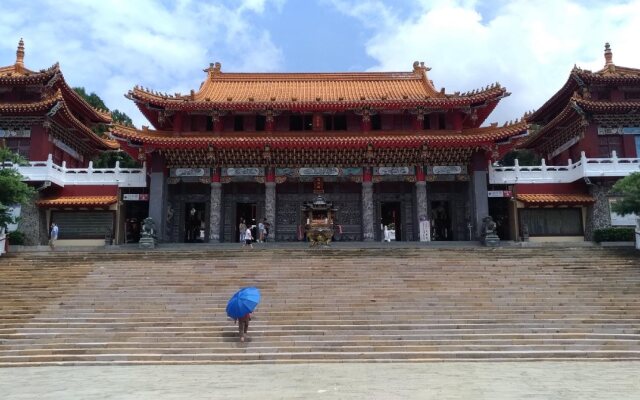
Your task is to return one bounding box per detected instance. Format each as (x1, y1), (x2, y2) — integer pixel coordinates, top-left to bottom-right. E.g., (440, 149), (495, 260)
(15, 38), (25, 72)
(604, 42), (616, 73)
(205, 62), (222, 79)
(412, 61), (431, 74)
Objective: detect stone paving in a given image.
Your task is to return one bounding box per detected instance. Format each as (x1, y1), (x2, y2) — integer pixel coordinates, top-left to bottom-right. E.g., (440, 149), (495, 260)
(1, 362), (639, 399)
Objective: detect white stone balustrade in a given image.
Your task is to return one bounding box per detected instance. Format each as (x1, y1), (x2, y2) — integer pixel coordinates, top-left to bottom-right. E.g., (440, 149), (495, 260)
(489, 151), (640, 184)
(5, 154), (147, 187)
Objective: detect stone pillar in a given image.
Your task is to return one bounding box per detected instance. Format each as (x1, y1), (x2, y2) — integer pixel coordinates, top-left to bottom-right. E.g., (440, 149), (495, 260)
(361, 167), (374, 241)
(585, 182), (614, 241)
(472, 170), (489, 239)
(265, 167), (276, 240)
(148, 155), (167, 242)
(415, 166), (428, 241)
(16, 194), (46, 245)
(208, 167), (222, 243)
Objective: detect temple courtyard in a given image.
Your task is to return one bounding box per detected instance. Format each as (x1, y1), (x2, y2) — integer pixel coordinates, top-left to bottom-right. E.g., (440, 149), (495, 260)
(1, 245), (639, 398)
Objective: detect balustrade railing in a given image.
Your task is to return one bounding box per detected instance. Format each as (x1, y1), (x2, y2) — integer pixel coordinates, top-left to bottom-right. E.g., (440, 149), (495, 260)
(4, 154), (147, 187)
(489, 151), (640, 184)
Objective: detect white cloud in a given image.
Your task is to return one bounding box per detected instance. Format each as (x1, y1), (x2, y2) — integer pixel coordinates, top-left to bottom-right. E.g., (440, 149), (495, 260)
(0, 0), (285, 127)
(330, 0), (640, 125)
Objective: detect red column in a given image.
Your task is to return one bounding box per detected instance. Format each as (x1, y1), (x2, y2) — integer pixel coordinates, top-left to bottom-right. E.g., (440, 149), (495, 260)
(415, 165), (425, 181)
(413, 114), (424, 130)
(214, 117), (223, 132)
(211, 167), (221, 182)
(266, 167), (275, 183)
(361, 113), (371, 132)
(28, 124), (53, 161)
(266, 114), (275, 132)
(312, 113), (323, 131)
(363, 167), (372, 182)
(452, 112), (463, 130)
(173, 112), (183, 133)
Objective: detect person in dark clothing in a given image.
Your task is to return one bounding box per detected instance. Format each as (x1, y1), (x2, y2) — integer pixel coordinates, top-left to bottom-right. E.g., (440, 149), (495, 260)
(237, 313), (252, 342)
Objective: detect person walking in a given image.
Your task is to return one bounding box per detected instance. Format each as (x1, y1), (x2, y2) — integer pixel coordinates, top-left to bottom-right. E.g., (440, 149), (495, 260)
(258, 220), (265, 243)
(49, 222), (59, 250)
(239, 218), (246, 243)
(236, 312), (252, 342)
(243, 226), (253, 248)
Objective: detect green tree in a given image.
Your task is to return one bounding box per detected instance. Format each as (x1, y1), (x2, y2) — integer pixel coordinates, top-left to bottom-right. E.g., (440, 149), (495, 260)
(0, 148), (35, 229)
(72, 88), (138, 167)
(93, 150), (140, 168)
(111, 109), (134, 127)
(500, 149), (540, 167)
(610, 173), (640, 216)
(73, 87), (108, 111)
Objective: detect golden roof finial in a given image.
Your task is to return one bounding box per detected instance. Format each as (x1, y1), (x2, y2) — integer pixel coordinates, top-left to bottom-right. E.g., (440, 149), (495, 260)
(16, 38), (25, 70)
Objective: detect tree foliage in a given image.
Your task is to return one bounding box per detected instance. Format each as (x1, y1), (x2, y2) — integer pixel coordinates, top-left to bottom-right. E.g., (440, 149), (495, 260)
(111, 109), (134, 127)
(71, 88), (138, 167)
(0, 148), (34, 229)
(500, 149), (540, 167)
(93, 150), (140, 168)
(73, 87), (108, 110)
(610, 172), (640, 216)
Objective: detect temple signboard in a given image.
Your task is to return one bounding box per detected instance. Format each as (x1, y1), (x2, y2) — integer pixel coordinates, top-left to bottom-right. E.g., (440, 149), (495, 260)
(299, 167), (339, 176)
(598, 127), (640, 135)
(223, 167), (263, 176)
(375, 167), (414, 175)
(172, 168), (208, 177)
(431, 166), (464, 175)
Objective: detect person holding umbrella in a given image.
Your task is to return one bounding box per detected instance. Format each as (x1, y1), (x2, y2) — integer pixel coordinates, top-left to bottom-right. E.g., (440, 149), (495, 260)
(237, 313), (251, 342)
(226, 287), (261, 342)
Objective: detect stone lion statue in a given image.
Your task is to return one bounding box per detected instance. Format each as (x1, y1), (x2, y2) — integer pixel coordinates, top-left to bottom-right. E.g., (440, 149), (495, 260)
(141, 217), (156, 238)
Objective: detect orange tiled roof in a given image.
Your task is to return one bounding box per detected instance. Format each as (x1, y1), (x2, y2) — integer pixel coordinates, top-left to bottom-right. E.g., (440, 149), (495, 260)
(110, 120), (527, 149)
(127, 62), (508, 111)
(1, 40), (111, 124)
(0, 89), (117, 151)
(516, 194), (595, 204)
(0, 90), (62, 113)
(522, 95), (640, 149)
(36, 196), (118, 207)
(529, 44), (640, 124)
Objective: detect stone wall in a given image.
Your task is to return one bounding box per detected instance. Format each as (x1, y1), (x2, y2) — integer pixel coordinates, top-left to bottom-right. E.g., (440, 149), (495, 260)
(17, 195), (47, 245)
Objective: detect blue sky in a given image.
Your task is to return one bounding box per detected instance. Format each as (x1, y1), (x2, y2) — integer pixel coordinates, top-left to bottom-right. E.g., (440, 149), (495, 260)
(1, 0), (639, 128)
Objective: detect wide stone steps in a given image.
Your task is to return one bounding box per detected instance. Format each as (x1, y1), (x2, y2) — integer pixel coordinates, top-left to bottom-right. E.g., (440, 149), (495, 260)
(0, 247), (639, 365)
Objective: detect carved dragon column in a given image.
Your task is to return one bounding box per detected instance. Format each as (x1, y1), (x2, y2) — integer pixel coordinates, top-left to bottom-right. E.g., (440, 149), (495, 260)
(265, 167), (276, 241)
(415, 166), (428, 241)
(209, 167), (222, 243)
(361, 167), (375, 241)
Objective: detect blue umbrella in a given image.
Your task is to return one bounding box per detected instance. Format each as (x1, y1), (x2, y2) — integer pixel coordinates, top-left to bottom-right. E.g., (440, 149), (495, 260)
(226, 287), (261, 319)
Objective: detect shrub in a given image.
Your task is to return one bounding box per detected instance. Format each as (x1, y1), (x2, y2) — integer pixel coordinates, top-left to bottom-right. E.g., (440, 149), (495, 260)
(7, 230), (26, 245)
(593, 227), (635, 243)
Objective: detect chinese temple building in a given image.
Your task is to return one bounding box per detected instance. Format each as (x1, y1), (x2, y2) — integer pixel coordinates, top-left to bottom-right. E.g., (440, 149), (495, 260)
(111, 61), (527, 243)
(490, 43), (640, 242)
(1, 40), (145, 246)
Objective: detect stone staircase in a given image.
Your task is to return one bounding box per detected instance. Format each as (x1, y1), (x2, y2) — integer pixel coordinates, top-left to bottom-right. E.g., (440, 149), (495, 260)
(0, 247), (639, 366)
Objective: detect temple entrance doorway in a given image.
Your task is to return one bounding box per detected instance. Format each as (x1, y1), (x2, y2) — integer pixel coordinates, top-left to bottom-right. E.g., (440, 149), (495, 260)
(431, 200), (452, 241)
(236, 202), (257, 242)
(123, 200), (148, 244)
(184, 202), (206, 243)
(381, 202), (401, 241)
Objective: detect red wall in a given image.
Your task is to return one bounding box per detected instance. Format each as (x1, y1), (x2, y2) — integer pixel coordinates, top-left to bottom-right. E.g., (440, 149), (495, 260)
(515, 182), (588, 195)
(47, 185), (118, 197)
(28, 125), (53, 161)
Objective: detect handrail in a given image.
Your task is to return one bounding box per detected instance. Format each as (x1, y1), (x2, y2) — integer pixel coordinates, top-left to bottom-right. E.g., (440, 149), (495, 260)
(489, 151), (640, 184)
(5, 154), (147, 187)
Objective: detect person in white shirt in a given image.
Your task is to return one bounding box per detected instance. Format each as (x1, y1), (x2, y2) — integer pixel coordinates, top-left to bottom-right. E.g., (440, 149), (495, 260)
(243, 227), (253, 248)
